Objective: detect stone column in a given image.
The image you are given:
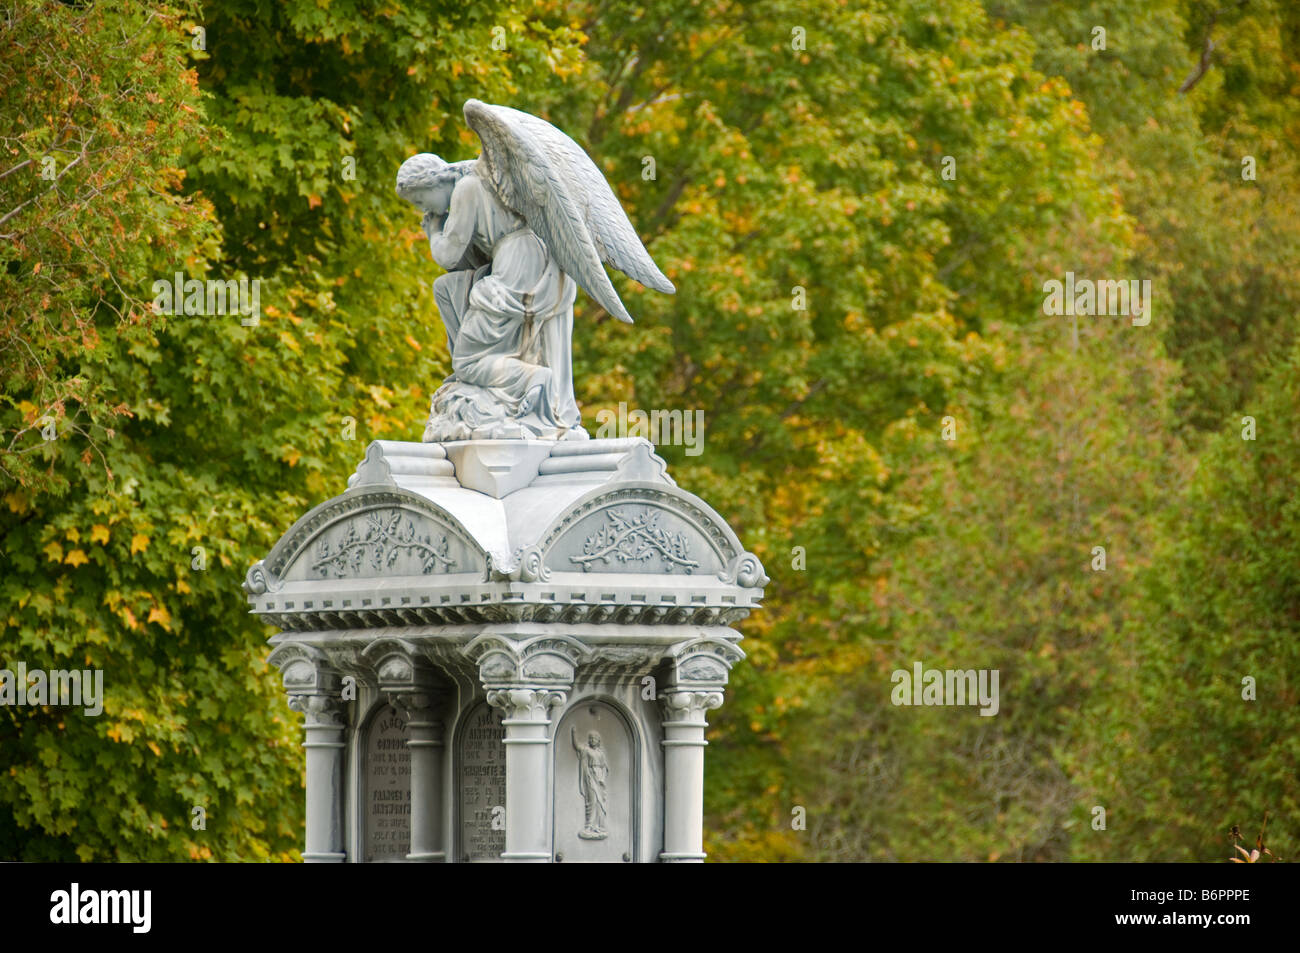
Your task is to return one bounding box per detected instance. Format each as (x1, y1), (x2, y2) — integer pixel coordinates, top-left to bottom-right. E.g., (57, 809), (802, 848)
(486, 688), (565, 862)
(659, 690), (723, 863)
(287, 689), (347, 863)
(392, 691), (446, 862)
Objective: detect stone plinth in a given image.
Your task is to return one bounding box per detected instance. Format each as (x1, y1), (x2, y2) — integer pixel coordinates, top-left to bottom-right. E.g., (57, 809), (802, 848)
(245, 437), (766, 863)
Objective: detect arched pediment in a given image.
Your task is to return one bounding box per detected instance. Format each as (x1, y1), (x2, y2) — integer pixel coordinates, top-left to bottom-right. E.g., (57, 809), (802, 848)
(246, 444), (767, 631)
(514, 482), (765, 589)
(245, 486), (488, 597)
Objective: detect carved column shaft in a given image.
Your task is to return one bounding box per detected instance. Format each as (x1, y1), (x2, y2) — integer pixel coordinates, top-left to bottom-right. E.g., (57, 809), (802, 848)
(660, 690), (723, 863)
(290, 692), (347, 863)
(393, 692), (446, 862)
(487, 688), (565, 862)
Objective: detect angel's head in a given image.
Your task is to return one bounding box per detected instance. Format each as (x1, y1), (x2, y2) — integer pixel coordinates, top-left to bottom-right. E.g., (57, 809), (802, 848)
(395, 153), (474, 215)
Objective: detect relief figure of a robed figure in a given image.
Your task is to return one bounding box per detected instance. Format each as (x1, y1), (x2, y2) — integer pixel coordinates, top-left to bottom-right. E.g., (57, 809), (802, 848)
(571, 727), (610, 840)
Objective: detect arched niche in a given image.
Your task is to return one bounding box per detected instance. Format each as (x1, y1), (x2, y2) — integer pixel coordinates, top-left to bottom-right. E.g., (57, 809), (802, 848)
(361, 701), (411, 862)
(553, 699), (637, 862)
(454, 700), (507, 862)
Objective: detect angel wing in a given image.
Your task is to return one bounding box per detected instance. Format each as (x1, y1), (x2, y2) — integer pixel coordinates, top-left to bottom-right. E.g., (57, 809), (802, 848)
(463, 99), (674, 324)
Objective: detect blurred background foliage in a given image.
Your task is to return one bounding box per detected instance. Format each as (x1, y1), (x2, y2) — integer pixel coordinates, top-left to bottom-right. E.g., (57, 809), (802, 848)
(0, 0), (1295, 861)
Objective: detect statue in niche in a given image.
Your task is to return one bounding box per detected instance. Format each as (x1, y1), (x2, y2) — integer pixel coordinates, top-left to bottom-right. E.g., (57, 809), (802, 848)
(396, 100), (676, 443)
(571, 727), (610, 840)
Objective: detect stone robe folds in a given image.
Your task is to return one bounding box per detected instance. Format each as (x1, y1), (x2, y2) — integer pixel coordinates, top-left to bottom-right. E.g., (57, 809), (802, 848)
(424, 172), (585, 441)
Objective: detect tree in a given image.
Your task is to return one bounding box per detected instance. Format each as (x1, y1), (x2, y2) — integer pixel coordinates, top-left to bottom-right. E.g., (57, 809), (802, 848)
(1075, 336), (1300, 860)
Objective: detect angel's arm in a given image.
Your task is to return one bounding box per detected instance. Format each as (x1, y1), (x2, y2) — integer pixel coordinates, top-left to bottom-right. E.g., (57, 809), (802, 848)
(428, 175), (478, 270)
(421, 210), (445, 236)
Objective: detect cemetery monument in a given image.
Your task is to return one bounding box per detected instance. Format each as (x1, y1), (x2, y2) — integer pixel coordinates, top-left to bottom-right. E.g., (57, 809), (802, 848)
(244, 100), (767, 862)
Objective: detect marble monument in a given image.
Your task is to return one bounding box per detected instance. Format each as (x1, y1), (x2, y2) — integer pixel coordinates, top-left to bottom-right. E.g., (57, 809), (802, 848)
(246, 100), (766, 862)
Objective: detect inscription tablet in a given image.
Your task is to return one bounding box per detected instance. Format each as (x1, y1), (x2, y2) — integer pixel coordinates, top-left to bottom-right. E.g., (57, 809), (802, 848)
(458, 701), (506, 862)
(364, 704), (411, 862)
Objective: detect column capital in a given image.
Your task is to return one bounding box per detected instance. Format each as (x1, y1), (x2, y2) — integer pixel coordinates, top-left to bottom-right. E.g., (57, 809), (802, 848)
(287, 692), (347, 729)
(485, 687), (567, 724)
(659, 689), (724, 725)
(269, 643), (348, 728)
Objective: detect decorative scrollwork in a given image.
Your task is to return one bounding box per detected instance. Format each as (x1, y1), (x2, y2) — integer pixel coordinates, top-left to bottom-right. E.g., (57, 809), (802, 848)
(720, 552), (769, 588)
(244, 562), (269, 595)
(515, 545), (549, 583)
(570, 508), (699, 573)
(311, 509), (455, 578)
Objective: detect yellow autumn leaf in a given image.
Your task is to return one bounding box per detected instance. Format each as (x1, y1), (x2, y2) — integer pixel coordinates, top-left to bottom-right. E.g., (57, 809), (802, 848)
(284, 449), (301, 467)
(43, 541), (63, 563)
(147, 741), (161, 757)
(131, 533), (149, 554)
(90, 524), (110, 544)
(64, 549), (89, 568)
(147, 605), (172, 628)
(176, 578), (191, 594)
(4, 492), (27, 513)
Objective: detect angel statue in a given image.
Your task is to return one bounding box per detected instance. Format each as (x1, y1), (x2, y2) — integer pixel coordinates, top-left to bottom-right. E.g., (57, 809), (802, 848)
(396, 100), (675, 442)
